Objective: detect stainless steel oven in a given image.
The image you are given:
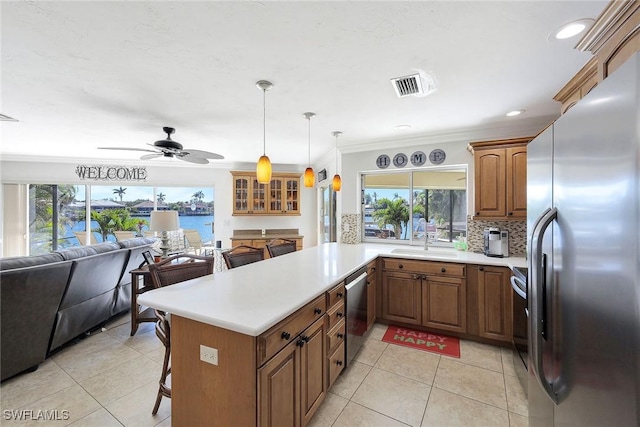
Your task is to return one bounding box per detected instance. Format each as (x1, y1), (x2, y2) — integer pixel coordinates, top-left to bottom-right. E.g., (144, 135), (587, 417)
(511, 266), (528, 395)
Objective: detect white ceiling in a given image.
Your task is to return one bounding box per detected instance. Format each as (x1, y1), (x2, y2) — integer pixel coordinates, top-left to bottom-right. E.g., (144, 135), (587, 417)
(1, 1), (607, 168)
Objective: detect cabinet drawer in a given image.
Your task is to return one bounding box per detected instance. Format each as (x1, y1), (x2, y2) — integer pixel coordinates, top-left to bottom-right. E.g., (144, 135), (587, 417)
(231, 239), (253, 247)
(326, 300), (345, 331)
(328, 341), (345, 388)
(383, 258), (465, 277)
(257, 295), (326, 366)
(327, 283), (345, 309)
(327, 318), (346, 353)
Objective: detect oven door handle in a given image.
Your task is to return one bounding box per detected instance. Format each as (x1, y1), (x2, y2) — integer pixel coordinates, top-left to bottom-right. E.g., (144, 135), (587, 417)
(510, 276), (527, 299)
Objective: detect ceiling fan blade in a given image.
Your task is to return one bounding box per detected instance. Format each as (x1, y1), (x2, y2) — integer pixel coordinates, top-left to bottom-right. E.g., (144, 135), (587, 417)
(182, 148), (224, 160)
(178, 153), (209, 164)
(99, 147), (158, 154)
(140, 153), (164, 160)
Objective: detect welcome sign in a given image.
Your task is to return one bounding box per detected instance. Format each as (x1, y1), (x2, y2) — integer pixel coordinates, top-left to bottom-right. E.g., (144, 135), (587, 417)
(382, 326), (460, 358)
(75, 165), (148, 181)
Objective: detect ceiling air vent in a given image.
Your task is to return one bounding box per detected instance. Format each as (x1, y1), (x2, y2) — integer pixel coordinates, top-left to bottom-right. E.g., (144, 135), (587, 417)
(0, 114), (18, 122)
(390, 71), (437, 98)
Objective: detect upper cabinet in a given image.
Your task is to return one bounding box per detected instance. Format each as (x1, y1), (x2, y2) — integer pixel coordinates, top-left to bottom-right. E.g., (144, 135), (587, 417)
(556, 1), (639, 114)
(231, 171), (301, 216)
(469, 137), (530, 221)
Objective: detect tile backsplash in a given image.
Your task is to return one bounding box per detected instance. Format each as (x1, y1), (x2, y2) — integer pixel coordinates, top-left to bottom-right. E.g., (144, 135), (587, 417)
(466, 215), (527, 256)
(341, 213), (361, 244)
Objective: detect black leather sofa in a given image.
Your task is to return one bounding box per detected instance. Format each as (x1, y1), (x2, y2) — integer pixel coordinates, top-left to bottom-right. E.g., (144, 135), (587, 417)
(0, 237), (156, 381)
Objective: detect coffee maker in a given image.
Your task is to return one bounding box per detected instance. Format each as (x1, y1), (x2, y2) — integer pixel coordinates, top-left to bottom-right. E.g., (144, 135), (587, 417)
(483, 227), (509, 257)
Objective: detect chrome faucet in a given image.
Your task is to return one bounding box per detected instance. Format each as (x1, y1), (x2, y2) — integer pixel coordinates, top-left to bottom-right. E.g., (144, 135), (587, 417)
(418, 218), (429, 251)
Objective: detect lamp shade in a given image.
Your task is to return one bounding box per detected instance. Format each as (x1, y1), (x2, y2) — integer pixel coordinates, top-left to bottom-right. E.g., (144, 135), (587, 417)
(304, 167), (315, 187)
(256, 155), (272, 183)
(149, 210), (179, 232)
(332, 174), (342, 191)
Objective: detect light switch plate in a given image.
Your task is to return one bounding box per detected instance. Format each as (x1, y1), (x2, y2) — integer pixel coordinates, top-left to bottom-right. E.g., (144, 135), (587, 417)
(200, 345), (218, 365)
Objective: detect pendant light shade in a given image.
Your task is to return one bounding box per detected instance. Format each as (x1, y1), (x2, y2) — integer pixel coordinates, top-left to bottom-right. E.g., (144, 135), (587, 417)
(303, 112), (316, 188)
(256, 80), (273, 184)
(332, 131), (342, 192)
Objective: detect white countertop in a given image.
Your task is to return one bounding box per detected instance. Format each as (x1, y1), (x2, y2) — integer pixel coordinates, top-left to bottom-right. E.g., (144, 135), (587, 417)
(138, 243), (526, 337)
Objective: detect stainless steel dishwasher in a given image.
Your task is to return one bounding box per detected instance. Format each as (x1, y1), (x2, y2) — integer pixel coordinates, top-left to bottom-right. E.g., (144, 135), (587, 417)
(345, 266), (368, 367)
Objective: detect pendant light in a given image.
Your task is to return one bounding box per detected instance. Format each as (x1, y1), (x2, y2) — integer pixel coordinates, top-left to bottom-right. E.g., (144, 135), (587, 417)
(303, 112), (316, 187)
(256, 80), (273, 184)
(332, 131), (342, 191)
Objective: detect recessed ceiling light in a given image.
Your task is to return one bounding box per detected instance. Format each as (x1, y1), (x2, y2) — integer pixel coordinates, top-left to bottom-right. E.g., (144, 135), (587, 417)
(548, 18), (594, 41)
(506, 110), (525, 117)
(394, 124), (411, 130)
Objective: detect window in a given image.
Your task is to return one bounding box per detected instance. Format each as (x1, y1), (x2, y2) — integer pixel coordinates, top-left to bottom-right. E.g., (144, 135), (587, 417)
(362, 168), (467, 246)
(28, 184), (215, 255)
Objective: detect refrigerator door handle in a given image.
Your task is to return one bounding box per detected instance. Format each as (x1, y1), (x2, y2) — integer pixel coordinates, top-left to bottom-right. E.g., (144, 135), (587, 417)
(530, 207), (559, 404)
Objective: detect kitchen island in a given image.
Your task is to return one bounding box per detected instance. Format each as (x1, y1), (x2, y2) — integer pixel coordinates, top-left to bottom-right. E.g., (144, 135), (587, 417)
(138, 243), (525, 426)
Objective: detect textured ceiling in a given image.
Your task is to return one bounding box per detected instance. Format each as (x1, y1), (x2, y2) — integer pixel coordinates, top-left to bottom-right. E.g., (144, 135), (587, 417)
(1, 1), (607, 167)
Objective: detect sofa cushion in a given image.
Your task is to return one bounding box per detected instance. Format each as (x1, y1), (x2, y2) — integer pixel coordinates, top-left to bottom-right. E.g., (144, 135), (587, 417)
(117, 237), (156, 249)
(0, 253), (64, 270)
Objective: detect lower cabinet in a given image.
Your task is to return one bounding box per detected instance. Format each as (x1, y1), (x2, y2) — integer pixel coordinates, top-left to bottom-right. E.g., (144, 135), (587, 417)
(258, 316), (326, 427)
(381, 270), (422, 325)
(476, 265), (512, 342)
(366, 261), (377, 327)
(422, 275), (466, 333)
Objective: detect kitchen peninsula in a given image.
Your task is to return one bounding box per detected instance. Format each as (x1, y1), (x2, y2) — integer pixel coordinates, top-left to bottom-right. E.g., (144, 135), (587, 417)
(138, 243), (525, 426)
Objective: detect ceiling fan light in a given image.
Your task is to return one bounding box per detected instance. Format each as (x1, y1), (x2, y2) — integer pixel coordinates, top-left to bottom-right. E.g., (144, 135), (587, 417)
(304, 167), (315, 187)
(256, 155), (272, 183)
(332, 174), (342, 192)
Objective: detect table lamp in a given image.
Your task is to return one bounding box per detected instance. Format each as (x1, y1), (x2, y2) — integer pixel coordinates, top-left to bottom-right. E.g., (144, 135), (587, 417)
(150, 210), (179, 259)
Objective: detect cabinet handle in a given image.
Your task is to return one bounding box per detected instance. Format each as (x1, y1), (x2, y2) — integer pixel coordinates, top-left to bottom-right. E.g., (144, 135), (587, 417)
(296, 338), (305, 347)
(479, 266), (484, 271)
(314, 308), (322, 315)
(398, 264), (403, 269)
(336, 292), (343, 298)
(336, 312), (343, 318)
(337, 333), (344, 339)
(413, 274), (420, 280)
(508, 212), (513, 216)
(441, 268), (446, 273)
(476, 212), (480, 215)
(301, 335), (310, 342)
(281, 331), (291, 340)
(336, 360), (343, 366)
(422, 275), (427, 280)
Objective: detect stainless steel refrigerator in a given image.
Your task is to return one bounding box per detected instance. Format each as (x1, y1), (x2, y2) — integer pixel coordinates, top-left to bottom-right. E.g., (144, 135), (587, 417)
(527, 53), (639, 426)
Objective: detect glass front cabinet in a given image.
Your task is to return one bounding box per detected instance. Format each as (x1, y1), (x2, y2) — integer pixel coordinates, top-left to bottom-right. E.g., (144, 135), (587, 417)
(232, 172), (301, 216)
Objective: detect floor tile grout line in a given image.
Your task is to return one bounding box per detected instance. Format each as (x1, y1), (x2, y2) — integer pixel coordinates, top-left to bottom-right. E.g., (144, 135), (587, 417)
(419, 354), (441, 427)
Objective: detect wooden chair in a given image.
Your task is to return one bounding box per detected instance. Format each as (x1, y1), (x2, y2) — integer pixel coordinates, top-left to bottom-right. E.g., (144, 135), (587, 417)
(147, 254), (215, 415)
(266, 238), (297, 258)
(222, 245), (264, 269)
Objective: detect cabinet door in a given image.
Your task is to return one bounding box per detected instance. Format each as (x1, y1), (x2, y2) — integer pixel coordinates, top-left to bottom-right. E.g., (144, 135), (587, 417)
(269, 178), (284, 213)
(506, 146), (527, 219)
(422, 276), (467, 333)
(252, 178), (268, 213)
(477, 266), (512, 342)
(381, 271), (421, 325)
(300, 317), (326, 426)
(284, 178), (300, 214)
(233, 176), (251, 214)
(258, 339), (300, 427)
(474, 148), (506, 218)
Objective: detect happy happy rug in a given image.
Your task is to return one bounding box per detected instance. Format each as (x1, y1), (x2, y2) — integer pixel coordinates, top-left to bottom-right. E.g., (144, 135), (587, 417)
(382, 326), (460, 358)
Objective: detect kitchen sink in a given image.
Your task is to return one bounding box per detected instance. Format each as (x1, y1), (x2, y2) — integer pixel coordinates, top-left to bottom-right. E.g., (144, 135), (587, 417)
(389, 248), (459, 259)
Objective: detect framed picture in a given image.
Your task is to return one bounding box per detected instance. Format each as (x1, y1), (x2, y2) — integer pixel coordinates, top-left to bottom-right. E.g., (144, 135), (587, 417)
(142, 250), (155, 265)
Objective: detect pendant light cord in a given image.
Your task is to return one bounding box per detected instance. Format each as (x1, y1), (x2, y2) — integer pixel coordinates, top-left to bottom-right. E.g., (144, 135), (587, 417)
(308, 117), (311, 166)
(262, 89), (266, 156)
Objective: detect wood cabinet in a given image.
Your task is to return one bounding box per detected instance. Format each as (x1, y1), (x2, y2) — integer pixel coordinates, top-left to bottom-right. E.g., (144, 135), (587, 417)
(475, 265), (512, 342)
(230, 237), (303, 259)
(326, 283), (346, 389)
(259, 316), (326, 427)
(232, 171), (301, 216)
(469, 138), (529, 220)
(381, 258), (466, 333)
(366, 260), (377, 327)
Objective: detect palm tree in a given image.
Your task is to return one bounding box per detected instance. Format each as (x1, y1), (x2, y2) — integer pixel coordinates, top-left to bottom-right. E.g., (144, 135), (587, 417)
(113, 186), (127, 202)
(192, 191), (205, 203)
(372, 197), (409, 239)
(157, 192), (166, 204)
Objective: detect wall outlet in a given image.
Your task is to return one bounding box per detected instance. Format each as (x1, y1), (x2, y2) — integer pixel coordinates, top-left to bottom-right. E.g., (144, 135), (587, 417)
(200, 345), (218, 366)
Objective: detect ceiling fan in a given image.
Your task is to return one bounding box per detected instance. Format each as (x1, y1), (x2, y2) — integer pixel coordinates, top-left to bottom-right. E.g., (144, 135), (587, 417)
(98, 127), (224, 164)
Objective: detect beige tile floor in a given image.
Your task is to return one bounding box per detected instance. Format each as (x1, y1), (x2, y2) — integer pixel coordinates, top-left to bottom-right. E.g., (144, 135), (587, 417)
(0, 318), (528, 426)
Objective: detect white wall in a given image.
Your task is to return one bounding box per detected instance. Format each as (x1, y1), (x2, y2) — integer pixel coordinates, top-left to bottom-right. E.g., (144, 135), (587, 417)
(1, 159), (318, 255)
